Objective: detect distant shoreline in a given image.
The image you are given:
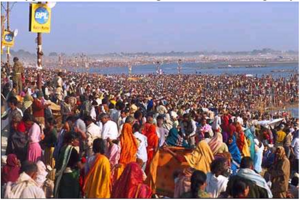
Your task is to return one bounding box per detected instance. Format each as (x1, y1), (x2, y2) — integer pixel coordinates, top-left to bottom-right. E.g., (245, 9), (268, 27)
(225, 61), (299, 66)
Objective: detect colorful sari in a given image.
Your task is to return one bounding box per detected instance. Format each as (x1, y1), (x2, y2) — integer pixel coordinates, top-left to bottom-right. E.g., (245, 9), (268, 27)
(112, 162), (152, 198)
(54, 145), (80, 198)
(83, 154), (111, 198)
(184, 141), (214, 173)
(144, 124), (159, 175)
(115, 123), (138, 181)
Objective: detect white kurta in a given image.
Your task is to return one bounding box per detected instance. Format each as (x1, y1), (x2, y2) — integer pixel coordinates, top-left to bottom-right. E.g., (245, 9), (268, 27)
(101, 120), (118, 140)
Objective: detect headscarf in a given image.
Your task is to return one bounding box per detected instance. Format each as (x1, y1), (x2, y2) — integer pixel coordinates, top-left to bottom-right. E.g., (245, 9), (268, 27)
(227, 136), (242, 164)
(36, 161), (48, 188)
(1, 154), (20, 184)
(112, 162), (152, 198)
(208, 132), (224, 155)
(275, 146), (286, 161)
(119, 123), (138, 165)
(184, 141), (214, 173)
(166, 128), (188, 148)
(144, 124), (159, 174)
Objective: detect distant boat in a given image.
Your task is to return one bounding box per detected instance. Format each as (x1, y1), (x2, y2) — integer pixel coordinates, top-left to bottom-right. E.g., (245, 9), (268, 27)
(245, 74), (254, 77)
(228, 65), (232, 67)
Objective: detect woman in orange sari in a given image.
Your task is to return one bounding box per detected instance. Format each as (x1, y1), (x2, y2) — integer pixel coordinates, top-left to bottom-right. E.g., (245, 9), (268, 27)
(144, 124), (159, 175)
(114, 123), (138, 181)
(84, 138), (111, 198)
(236, 123), (250, 157)
(112, 162), (152, 198)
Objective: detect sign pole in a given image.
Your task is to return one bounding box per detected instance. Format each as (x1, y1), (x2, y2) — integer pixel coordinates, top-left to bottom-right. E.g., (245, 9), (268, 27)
(37, 32), (42, 90)
(1, 13), (5, 63)
(6, 2), (10, 65)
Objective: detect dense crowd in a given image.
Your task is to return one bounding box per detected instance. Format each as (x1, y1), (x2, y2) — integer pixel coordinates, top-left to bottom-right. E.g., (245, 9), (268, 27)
(1, 58), (299, 198)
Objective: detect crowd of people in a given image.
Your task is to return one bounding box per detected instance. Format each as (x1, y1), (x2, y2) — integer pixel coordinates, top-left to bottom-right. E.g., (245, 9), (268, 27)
(1, 58), (299, 198)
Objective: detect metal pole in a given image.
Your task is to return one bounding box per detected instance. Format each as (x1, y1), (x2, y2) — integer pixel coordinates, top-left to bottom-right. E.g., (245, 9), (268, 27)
(6, 2), (9, 65)
(1, 8), (5, 63)
(37, 32), (42, 90)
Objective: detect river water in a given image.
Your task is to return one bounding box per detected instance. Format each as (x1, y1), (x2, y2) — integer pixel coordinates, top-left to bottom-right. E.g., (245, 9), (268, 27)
(81, 62), (299, 78)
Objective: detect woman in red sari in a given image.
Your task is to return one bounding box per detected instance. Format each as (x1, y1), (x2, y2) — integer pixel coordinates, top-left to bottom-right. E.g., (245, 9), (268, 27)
(235, 123), (245, 153)
(143, 124), (159, 175)
(112, 162), (152, 198)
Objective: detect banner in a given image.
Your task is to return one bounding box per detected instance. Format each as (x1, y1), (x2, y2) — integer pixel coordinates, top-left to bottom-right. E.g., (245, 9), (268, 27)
(2, 30), (14, 47)
(29, 3), (51, 33)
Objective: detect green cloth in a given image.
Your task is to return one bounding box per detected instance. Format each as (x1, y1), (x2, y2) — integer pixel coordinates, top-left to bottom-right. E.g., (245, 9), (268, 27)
(181, 190), (211, 198)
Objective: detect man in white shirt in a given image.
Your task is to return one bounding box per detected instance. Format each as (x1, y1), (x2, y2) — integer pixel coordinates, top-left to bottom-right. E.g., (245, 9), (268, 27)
(205, 158), (229, 198)
(5, 161), (45, 198)
(84, 116), (102, 157)
(100, 113), (118, 140)
(133, 123), (148, 171)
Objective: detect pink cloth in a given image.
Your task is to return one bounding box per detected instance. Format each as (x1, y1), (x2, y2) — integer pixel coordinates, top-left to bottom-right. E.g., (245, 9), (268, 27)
(174, 168), (194, 198)
(28, 123), (42, 143)
(27, 123), (42, 162)
(27, 142), (42, 162)
(106, 143), (121, 168)
(208, 132), (224, 155)
(200, 124), (212, 133)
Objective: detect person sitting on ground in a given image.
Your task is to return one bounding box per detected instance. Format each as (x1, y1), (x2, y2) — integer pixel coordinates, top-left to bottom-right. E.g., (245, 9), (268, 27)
(1, 154), (21, 186)
(181, 170), (211, 198)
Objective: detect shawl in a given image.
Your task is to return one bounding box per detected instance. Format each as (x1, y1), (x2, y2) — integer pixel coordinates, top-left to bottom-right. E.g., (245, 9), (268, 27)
(227, 136), (242, 164)
(115, 123), (138, 180)
(237, 168), (273, 198)
(184, 141), (214, 173)
(208, 132), (224, 155)
(4, 172), (38, 198)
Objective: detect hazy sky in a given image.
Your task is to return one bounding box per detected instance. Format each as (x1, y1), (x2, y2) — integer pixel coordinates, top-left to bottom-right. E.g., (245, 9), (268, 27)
(4, 2), (299, 54)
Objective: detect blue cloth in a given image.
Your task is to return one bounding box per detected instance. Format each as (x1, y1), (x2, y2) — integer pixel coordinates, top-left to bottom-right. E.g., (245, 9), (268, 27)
(147, 99), (153, 111)
(253, 144), (264, 173)
(166, 128), (189, 148)
(228, 135), (242, 164)
(244, 128), (255, 161)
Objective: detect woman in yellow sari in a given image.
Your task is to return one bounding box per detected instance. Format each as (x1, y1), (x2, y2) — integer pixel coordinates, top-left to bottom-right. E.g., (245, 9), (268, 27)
(84, 138), (111, 198)
(114, 123), (138, 181)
